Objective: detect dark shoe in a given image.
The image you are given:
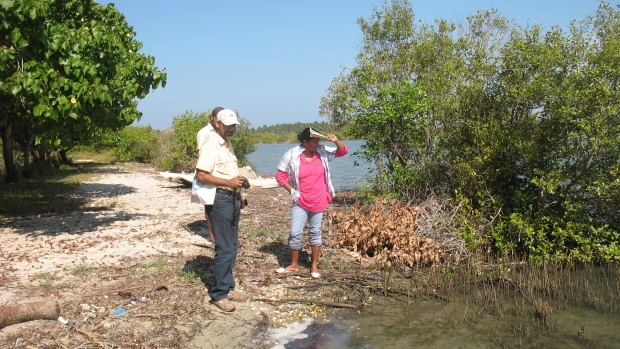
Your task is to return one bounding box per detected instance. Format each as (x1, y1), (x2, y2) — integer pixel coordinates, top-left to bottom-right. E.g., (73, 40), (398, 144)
(212, 298), (235, 312)
(228, 291), (248, 302)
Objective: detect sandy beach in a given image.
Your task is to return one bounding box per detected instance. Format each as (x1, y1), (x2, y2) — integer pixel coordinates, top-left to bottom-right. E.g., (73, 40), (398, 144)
(0, 163), (356, 348)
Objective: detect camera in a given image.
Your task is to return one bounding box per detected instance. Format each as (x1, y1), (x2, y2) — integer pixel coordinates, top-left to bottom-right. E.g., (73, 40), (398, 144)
(241, 177), (250, 189)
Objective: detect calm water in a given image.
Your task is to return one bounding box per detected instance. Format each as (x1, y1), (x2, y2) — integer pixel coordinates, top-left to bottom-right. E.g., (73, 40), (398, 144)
(246, 140), (372, 191)
(288, 300), (620, 348)
(265, 264), (620, 348)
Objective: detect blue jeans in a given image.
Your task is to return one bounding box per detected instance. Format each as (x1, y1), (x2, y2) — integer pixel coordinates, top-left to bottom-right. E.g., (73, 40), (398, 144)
(289, 202), (323, 250)
(206, 190), (241, 301)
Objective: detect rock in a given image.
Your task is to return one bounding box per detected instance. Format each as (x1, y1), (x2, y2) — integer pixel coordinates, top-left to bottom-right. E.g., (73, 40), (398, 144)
(238, 166), (258, 179)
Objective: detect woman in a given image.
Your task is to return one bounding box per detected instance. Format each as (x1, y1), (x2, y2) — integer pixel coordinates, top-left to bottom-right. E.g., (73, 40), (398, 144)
(275, 127), (348, 278)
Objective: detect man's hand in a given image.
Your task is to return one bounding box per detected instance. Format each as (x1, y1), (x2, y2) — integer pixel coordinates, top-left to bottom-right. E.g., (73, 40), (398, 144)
(228, 176), (246, 189)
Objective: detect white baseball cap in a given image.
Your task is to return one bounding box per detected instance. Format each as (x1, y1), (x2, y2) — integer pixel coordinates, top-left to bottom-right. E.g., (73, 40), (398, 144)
(216, 109), (239, 126)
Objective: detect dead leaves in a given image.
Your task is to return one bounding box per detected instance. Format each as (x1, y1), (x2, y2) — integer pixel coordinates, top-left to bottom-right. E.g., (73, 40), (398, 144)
(325, 198), (444, 268)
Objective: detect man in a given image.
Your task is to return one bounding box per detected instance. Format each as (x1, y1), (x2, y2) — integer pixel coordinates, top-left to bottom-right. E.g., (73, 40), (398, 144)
(197, 107), (224, 151)
(195, 108), (247, 312)
(196, 107), (224, 246)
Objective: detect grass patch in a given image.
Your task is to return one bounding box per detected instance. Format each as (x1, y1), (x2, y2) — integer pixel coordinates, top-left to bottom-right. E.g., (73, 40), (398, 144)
(244, 227), (279, 239)
(39, 281), (68, 290)
(35, 272), (52, 281)
(66, 147), (116, 163)
(144, 260), (169, 269)
(176, 269), (202, 284)
(135, 259), (170, 278)
(33, 272), (67, 289)
(72, 265), (100, 277)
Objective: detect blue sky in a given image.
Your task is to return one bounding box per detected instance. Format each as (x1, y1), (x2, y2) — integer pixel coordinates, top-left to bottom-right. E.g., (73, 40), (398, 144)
(99, 0), (616, 130)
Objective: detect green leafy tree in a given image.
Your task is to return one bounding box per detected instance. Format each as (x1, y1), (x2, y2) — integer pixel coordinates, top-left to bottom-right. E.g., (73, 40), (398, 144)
(491, 3), (620, 261)
(156, 110), (208, 172)
(232, 112), (257, 167)
(253, 121), (340, 136)
(157, 110), (256, 172)
(321, 0), (467, 199)
(321, 0), (620, 262)
(99, 126), (159, 162)
(0, 0), (166, 182)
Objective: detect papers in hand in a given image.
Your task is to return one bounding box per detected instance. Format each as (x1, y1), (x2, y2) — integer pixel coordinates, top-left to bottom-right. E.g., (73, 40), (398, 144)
(309, 127), (329, 140)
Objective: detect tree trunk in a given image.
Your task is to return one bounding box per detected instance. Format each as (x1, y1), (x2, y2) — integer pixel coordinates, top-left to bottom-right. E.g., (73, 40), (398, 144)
(0, 123), (19, 183)
(21, 131), (34, 178)
(30, 148), (39, 166)
(59, 149), (69, 164)
(45, 150), (57, 170)
(0, 301), (60, 328)
(35, 145), (47, 174)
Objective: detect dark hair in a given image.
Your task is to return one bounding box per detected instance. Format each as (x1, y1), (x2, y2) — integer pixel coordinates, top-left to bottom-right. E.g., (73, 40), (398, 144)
(297, 127), (311, 144)
(211, 107), (225, 117)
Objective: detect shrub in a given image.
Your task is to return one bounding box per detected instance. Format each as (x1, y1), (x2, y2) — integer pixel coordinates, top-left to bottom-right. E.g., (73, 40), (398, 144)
(117, 126), (160, 162)
(153, 110), (257, 172)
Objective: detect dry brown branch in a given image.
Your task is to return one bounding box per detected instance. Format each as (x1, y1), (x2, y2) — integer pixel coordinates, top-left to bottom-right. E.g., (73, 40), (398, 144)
(75, 327), (110, 348)
(325, 195), (470, 268)
(84, 283), (171, 298)
(133, 313), (175, 318)
(83, 285), (145, 297)
(75, 328), (96, 340)
(85, 321), (105, 332)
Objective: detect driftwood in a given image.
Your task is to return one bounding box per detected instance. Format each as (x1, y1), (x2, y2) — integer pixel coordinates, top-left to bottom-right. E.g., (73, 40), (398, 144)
(84, 284), (171, 298)
(75, 328), (97, 340)
(75, 327), (109, 348)
(0, 301), (60, 328)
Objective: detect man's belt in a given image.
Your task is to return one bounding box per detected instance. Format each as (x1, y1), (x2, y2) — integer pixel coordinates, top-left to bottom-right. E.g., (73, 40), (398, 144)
(216, 188), (235, 195)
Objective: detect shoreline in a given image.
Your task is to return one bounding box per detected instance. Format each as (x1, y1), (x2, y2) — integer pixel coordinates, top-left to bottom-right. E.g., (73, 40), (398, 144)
(0, 163), (360, 348)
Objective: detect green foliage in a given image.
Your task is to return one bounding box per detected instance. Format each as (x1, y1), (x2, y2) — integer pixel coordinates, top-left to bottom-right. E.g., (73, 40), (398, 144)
(0, 0), (166, 182)
(78, 125), (159, 162)
(253, 132), (297, 144)
(94, 129), (129, 152)
(72, 265), (99, 277)
(115, 126), (159, 162)
(320, 0), (620, 262)
(252, 121), (347, 144)
(232, 113), (257, 167)
(346, 78), (433, 196)
(156, 110), (207, 172)
(154, 110), (257, 172)
(253, 121), (340, 136)
(176, 269), (202, 284)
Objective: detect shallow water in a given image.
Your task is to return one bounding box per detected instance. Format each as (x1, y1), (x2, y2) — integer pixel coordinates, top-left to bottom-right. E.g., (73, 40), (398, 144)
(246, 140), (371, 191)
(268, 264), (620, 348)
